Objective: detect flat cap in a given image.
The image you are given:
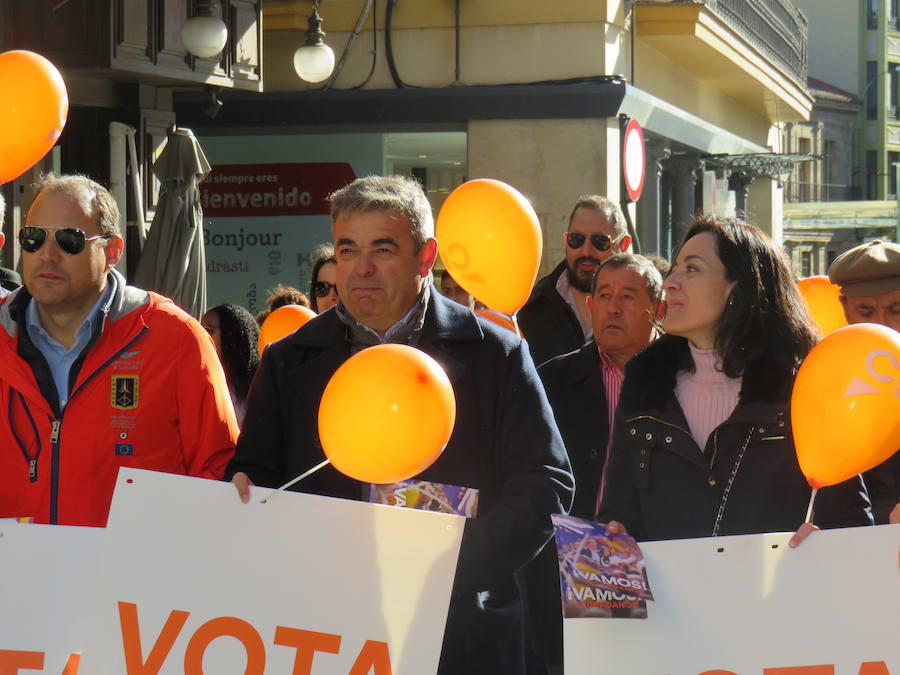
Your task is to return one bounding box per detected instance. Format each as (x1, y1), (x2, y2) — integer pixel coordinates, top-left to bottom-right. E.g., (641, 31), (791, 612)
(827, 240), (900, 297)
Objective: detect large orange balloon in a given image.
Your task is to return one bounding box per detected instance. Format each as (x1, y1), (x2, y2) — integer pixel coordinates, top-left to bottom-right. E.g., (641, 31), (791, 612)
(0, 51), (68, 184)
(436, 179), (542, 314)
(318, 344), (456, 484)
(796, 276), (847, 336)
(258, 304), (316, 354)
(476, 309), (522, 337)
(792, 323), (900, 488)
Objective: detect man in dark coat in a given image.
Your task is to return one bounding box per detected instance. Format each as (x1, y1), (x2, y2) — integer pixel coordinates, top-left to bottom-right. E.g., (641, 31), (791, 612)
(524, 254), (662, 674)
(828, 240), (900, 524)
(518, 195), (631, 367)
(539, 254), (663, 520)
(228, 175), (574, 675)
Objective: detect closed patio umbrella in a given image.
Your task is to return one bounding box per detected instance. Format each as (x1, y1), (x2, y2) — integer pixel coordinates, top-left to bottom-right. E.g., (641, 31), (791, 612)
(134, 127), (209, 318)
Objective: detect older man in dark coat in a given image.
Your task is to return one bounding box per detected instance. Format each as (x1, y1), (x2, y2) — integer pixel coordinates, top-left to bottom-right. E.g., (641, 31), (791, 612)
(523, 254), (662, 675)
(228, 175), (574, 674)
(828, 240), (900, 524)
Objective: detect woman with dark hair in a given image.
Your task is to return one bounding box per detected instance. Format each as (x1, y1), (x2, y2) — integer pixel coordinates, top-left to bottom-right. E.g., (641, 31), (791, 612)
(597, 216), (871, 542)
(310, 243), (338, 313)
(201, 303), (260, 426)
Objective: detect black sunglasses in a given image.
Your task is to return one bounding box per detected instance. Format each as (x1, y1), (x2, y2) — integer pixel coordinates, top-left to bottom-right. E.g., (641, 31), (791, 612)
(19, 226), (110, 256)
(565, 232), (615, 251)
(312, 281), (337, 298)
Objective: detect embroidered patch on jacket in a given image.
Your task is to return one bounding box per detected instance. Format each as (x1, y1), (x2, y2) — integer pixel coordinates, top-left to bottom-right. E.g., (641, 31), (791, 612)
(110, 375), (139, 411)
(115, 443), (134, 456)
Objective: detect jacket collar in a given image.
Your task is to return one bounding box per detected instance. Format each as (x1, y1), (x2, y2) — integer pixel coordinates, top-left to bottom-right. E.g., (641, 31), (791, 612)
(620, 334), (794, 417)
(0, 269), (154, 415)
(277, 287), (483, 389)
(569, 341), (607, 409)
(0, 268), (149, 339)
(290, 284), (484, 348)
(527, 260), (568, 306)
(564, 341), (602, 385)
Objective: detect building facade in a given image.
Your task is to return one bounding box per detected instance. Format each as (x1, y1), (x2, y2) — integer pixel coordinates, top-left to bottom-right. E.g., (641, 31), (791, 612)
(794, 0), (900, 201)
(176, 0), (812, 283)
(1, 0), (812, 297)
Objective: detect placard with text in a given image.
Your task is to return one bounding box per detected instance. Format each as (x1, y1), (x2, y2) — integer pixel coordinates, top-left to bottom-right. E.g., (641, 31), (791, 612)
(563, 525), (900, 675)
(81, 469), (464, 674)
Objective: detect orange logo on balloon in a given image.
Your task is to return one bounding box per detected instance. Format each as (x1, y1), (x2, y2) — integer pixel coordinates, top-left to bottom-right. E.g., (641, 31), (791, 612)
(0, 51), (69, 184)
(318, 344), (456, 484)
(792, 323), (900, 488)
(436, 179), (542, 314)
(258, 305), (317, 354)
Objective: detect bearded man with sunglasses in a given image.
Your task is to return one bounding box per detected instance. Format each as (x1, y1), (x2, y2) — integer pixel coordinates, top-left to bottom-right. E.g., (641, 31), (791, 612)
(0, 174), (238, 527)
(518, 195), (631, 367)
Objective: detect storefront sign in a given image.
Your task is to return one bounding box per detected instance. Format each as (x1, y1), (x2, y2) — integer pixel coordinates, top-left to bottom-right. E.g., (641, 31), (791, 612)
(196, 133), (385, 311)
(201, 163), (357, 218)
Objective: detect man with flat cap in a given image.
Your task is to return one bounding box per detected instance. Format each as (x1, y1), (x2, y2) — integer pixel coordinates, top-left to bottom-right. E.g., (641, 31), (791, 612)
(828, 239), (900, 524)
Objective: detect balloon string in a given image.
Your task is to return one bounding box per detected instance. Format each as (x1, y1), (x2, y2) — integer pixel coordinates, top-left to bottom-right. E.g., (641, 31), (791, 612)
(804, 487), (818, 524)
(511, 311), (521, 338)
(260, 459), (331, 504)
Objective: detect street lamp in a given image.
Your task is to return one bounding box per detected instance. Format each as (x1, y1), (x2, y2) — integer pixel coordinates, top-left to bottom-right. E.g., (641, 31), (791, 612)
(183, 0), (229, 59)
(294, 2), (335, 83)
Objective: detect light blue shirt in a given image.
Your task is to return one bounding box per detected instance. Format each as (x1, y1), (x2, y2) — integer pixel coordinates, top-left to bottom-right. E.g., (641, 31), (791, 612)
(26, 278), (115, 410)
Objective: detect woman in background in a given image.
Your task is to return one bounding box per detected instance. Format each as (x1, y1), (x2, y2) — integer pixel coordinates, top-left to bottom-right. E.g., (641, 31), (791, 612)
(598, 216), (871, 543)
(201, 303), (260, 426)
(310, 243), (339, 313)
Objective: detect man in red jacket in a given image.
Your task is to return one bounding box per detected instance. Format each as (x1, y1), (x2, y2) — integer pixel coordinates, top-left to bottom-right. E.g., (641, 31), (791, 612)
(0, 174), (238, 527)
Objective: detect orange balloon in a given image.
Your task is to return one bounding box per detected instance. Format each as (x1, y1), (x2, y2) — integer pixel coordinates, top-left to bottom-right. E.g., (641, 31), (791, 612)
(318, 344), (456, 484)
(0, 51), (68, 184)
(476, 309), (522, 337)
(796, 276), (847, 336)
(258, 304), (316, 354)
(792, 323), (900, 488)
(436, 179), (542, 314)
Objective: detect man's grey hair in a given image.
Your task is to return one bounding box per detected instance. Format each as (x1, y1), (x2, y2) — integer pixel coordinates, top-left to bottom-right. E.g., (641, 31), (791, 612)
(328, 175), (434, 252)
(568, 195), (628, 241)
(33, 174), (120, 238)
(591, 253), (664, 306)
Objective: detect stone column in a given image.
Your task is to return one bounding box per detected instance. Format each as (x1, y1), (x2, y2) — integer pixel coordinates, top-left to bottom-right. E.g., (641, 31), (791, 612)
(635, 142), (670, 256)
(663, 155), (704, 247)
(728, 170), (754, 219)
(467, 118), (618, 277)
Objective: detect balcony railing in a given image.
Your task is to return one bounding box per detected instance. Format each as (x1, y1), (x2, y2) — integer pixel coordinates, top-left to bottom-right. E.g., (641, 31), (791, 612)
(710, 0), (808, 87)
(869, 11), (879, 30)
(653, 0), (809, 87)
(889, 104), (899, 120)
(783, 182), (861, 203)
(889, 16), (899, 31)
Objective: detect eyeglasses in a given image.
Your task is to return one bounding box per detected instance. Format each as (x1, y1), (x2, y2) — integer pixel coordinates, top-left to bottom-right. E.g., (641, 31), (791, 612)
(565, 232), (616, 251)
(312, 281), (337, 298)
(19, 226), (110, 255)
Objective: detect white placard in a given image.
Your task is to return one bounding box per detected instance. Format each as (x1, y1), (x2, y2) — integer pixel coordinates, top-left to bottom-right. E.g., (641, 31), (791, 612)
(82, 469), (464, 674)
(565, 525), (900, 675)
(0, 523), (103, 673)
